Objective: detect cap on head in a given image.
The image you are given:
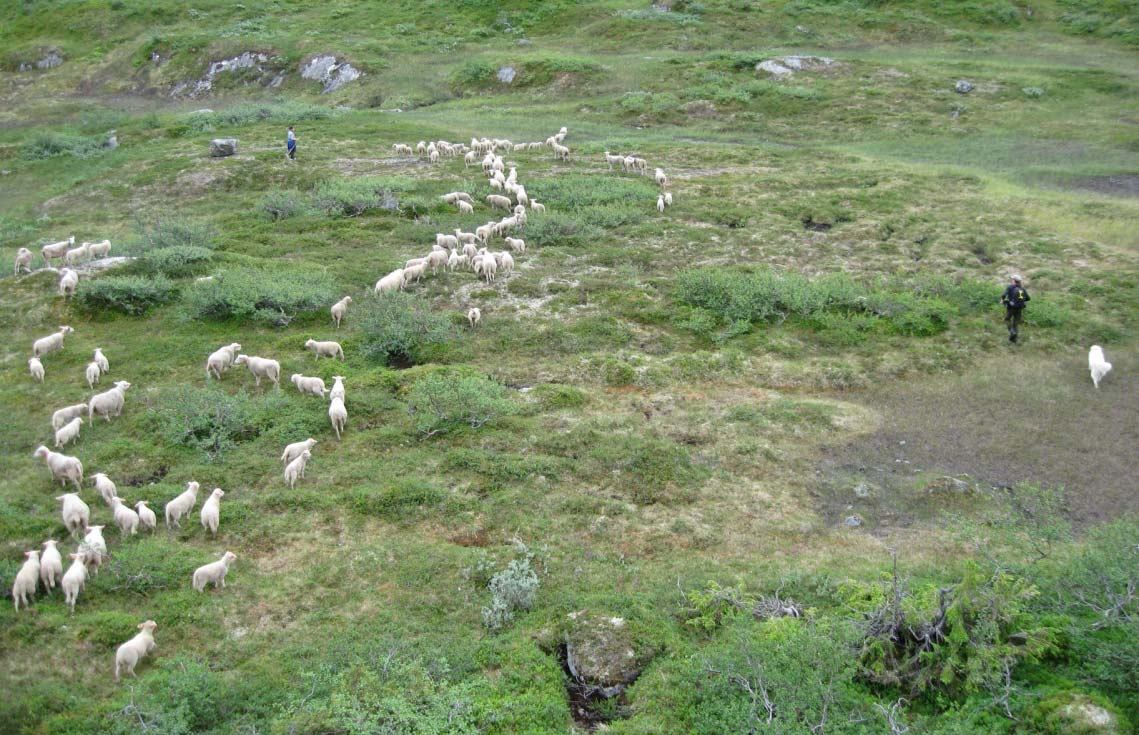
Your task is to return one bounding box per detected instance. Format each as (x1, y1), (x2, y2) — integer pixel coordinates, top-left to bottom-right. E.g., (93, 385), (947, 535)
(1010, 273), (1022, 282)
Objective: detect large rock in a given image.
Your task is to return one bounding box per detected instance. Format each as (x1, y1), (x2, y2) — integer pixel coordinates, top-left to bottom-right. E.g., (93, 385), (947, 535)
(209, 139), (237, 157)
(300, 55), (363, 93)
(497, 66), (516, 84)
(955, 79), (975, 94)
(172, 52), (278, 98)
(757, 55), (836, 78)
(564, 612), (642, 699)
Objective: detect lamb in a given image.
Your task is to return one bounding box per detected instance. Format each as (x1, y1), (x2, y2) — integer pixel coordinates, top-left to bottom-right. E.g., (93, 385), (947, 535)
(515, 187), (530, 208)
(392, 143), (413, 155)
(496, 251), (515, 275)
(416, 141), (427, 155)
(664, 192), (673, 207)
(622, 155), (635, 172)
(604, 151), (624, 169)
(464, 150), (478, 167)
(480, 253), (498, 283)
(59, 268), (79, 297)
(234, 355), (281, 387)
(553, 144), (570, 161)
(110, 496), (140, 538)
(457, 200), (474, 214)
(41, 236), (75, 267)
(291, 373), (328, 397)
(29, 357), (44, 383)
(437, 232), (460, 250)
(505, 237), (526, 254)
(375, 268), (405, 295)
(402, 262), (427, 286)
(329, 376), (346, 403)
(329, 397), (347, 440)
(200, 488), (224, 534)
(82, 526), (108, 572)
(114, 620), (158, 682)
(455, 229), (478, 245)
(281, 437), (317, 465)
(447, 250), (466, 272)
(85, 361), (102, 389)
(657, 194), (665, 213)
(462, 242), (478, 261)
(94, 348), (110, 373)
(14, 247), (33, 275)
(475, 222), (495, 243)
(654, 168), (668, 189)
(405, 256), (428, 269)
(165, 481), (200, 529)
(136, 501), (157, 532)
(426, 249), (448, 274)
(330, 296), (353, 328)
(93, 473), (118, 505)
(52, 402), (88, 430)
(61, 551), (89, 613)
(441, 191), (473, 204)
(192, 551), (237, 592)
(530, 200), (545, 213)
(64, 243), (89, 266)
(206, 342), (242, 379)
(488, 178), (504, 191)
(486, 194), (512, 211)
(40, 540), (63, 591)
(1089, 345), (1113, 388)
(305, 338), (344, 360)
(468, 307), (481, 328)
(56, 493), (90, 536)
(35, 446), (83, 490)
(285, 449), (311, 487)
(89, 380), (132, 421)
(32, 326), (74, 358)
(12, 550), (40, 611)
(429, 149), (440, 163)
(87, 239), (112, 259)
(54, 417), (83, 448)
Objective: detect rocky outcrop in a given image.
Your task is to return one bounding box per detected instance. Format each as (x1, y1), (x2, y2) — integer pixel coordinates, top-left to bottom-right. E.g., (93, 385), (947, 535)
(172, 52), (284, 98)
(756, 55), (837, 78)
(564, 612), (642, 699)
(299, 55), (362, 93)
(209, 139), (237, 157)
(17, 50), (64, 71)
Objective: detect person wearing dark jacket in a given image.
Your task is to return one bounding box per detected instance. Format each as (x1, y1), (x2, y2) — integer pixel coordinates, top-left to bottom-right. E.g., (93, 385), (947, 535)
(1000, 274), (1030, 343)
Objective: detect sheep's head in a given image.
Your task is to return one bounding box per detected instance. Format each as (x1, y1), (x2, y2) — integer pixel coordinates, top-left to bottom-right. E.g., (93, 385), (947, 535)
(136, 501), (149, 508)
(60, 325), (74, 334)
(211, 488), (224, 499)
(230, 343), (242, 352)
(34, 446), (49, 459)
(291, 374), (302, 385)
(115, 381), (132, 391)
(306, 438), (318, 447)
(26, 550), (40, 560)
(186, 481), (200, 494)
(139, 620), (158, 633)
(43, 539), (58, 549)
(110, 496), (123, 507)
(304, 339), (315, 348)
(344, 296), (353, 305)
(223, 551), (237, 563)
(86, 525), (105, 534)
(300, 450), (311, 461)
(233, 355), (249, 366)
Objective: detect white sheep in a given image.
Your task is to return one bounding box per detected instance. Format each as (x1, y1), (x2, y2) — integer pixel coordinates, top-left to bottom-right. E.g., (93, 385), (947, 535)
(497, 251), (515, 275)
(516, 187), (530, 208)
(87, 239), (112, 259)
(59, 268), (79, 297)
(479, 253), (498, 282)
(604, 151), (624, 169)
(12, 550), (40, 611)
(330, 296), (353, 328)
(192, 551), (237, 592)
(465, 150), (478, 166)
(206, 342), (242, 379)
(489, 178), (504, 191)
(51, 402), (88, 430)
(35, 446), (83, 490)
(64, 243), (89, 266)
(54, 416), (83, 448)
(136, 501), (156, 532)
(475, 222), (495, 242)
(82, 526), (108, 573)
(657, 195), (665, 213)
(486, 194), (512, 211)
(40, 540), (63, 591)
(425, 249), (448, 274)
(165, 481), (200, 529)
(281, 437), (317, 465)
(392, 143), (413, 155)
(530, 200), (545, 213)
(114, 620), (158, 682)
(29, 357), (44, 383)
(329, 397), (347, 440)
(56, 493), (90, 536)
(416, 141), (427, 155)
(553, 143), (570, 161)
(110, 496), (140, 538)
(305, 339), (344, 360)
(437, 233), (459, 250)
(284, 449), (311, 488)
(457, 200), (474, 214)
(1089, 345), (1112, 388)
(654, 168), (668, 189)
(447, 250), (466, 272)
(291, 373), (328, 397)
(41, 236), (75, 267)
(402, 262), (427, 286)
(504, 237), (526, 254)
(200, 488), (224, 534)
(468, 307), (481, 328)
(375, 268), (405, 295)
(89, 380), (132, 421)
(664, 192), (673, 206)
(61, 551), (89, 613)
(234, 355), (281, 387)
(93, 347), (110, 373)
(32, 325), (74, 358)
(14, 247), (33, 275)
(85, 361), (102, 389)
(93, 472), (117, 505)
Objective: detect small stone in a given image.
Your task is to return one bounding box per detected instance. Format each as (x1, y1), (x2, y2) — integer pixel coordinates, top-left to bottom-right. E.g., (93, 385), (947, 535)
(955, 79), (974, 94)
(843, 514), (863, 527)
(36, 51), (63, 70)
(209, 138), (237, 157)
(497, 66), (516, 84)
(795, 24), (812, 34)
(853, 482), (871, 498)
(104, 134), (118, 150)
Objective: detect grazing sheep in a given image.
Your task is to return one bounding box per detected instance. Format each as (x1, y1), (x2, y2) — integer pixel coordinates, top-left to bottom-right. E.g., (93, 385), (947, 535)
(633, 157), (648, 174)
(82, 526), (108, 573)
(40, 540), (63, 591)
(468, 307), (481, 328)
(402, 262), (427, 286)
(425, 249), (448, 274)
(488, 178), (504, 191)
(192, 551), (237, 592)
(392, 143), (413, 155)
(291, 373), (328, 397)
(35, 446), (83, 490)
(200, 488), (224, 534)
(89, 380), (132, 421)
(12, 550), (41, 611)
(206, 342), (242, 379)
(664, 192), (673, 206)
(54, 417), (83, 448)
(441, 191), (473, 204)
(329, 376), (345, 403)
(41, 236), (75, 267)
(64, 243), (89, 266)
(654, 168), (668, 189)
(33, 326), (74, 358)
(110, 497), (140, 538)
(486, 194), (512, 212)
(480, 253), (498, 283)
(29, 357), (44, 383)
(305, 338), (344, 360)
(375, 268), (404, 295)
(51, 402), (88, 430)
(234, 355), (281, 387)
(457, 200), (474, 214)
(165, 481), (200, 529)
(114, 620), (158, 682)
(329, 397), (347, 440)
(61, 551), (89, 613)
(281, 437), (317, 465)
(284, 449), (311, 488)
(604, 151), (624, 169)
(15, 247), (33, 275)
(57, 493), (90, 536)
(416, 141), (426, 156)
(504, 237), (526, 254)
(447, 250), (467, 272)
(87, 239), (112, 259)
(93, 348), (110, 373)
(475, 222), (495, 243)
(1089, 345), (1113, 388)
(331, 296), (353, 328)
(85, 361), (102, 389)
(515, 187), (530, 208)
(59, 268), (79, 297)
(497, 251), (515, 275)
(136, 501), (156, 532)
(553, 143), (570, 161)
(657, 194), (665, 213)
(93, 472), (117, 505)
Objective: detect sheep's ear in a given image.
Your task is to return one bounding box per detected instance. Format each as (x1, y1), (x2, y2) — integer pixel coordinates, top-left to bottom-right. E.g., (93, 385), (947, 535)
(138, 622), (146, 629)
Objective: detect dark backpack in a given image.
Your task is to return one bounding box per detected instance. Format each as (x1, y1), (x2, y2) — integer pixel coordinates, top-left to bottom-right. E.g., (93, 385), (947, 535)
(1007, 287), (1028, 309)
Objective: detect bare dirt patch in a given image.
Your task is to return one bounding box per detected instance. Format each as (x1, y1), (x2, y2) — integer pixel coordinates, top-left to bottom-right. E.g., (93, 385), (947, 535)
(1066, 174), (1139, 197)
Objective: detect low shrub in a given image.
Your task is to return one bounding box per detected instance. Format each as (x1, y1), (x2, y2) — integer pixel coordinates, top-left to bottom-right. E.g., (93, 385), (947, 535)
(523, 213), (602, 248)
(145, 386), (257, 460)
(136, 246), (213, 278)
(311, 176), (409, 217)
(259, 189), (313, 220)
(20, 132), (107, 160)
(186, 267), (336, 325)
(75, 275), (176, 315)
(359, 292), (457, 367)
(406, 372), (517, 436)
(482, 555), (540, 632)
(131, 217), (217, 253)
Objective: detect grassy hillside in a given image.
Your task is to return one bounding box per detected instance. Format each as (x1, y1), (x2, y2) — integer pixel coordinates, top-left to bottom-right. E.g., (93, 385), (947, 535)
(2, 1), (1138, 733)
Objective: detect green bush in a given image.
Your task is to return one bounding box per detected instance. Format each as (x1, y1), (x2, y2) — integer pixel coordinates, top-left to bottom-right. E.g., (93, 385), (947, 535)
(180, 100), (335, 133)
(523, 213), (602, 248)
(311, 176), (409, 217)
(75, 275), (176, 315)
(533, 383), (588, 410)
(259, 189), (313, 220)
(131, 217), (217, 253)
(186, 267), (336, 325)
(482, 555), (540, 632)
(145, 386), (258, 460)
(406, 372), (517, 436)
(20, 132), (107, 160)
(359, 292), (457, 367)
(136, 246), (213, 278)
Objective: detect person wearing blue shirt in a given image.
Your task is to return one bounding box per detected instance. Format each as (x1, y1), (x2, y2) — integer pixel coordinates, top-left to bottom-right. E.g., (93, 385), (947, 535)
(286, 126), (297, 160)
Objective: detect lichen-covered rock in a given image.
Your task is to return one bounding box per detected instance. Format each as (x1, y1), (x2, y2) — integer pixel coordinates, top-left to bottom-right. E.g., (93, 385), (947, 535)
(300, 55), (363, 93)
(497, 66), (516, 84)
(955, 79), (975, 94)
(757, 55), (836, 77)
(209, 139), (237, 157)
(172, 52), (280, 98)
(564, 612), (642, 699)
